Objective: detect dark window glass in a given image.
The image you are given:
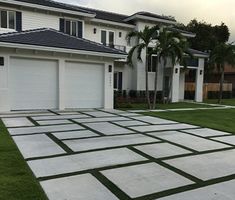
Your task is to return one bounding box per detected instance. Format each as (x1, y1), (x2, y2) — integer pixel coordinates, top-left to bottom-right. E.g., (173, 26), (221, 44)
(118, 72), (123, 90)
(8, 11), (15, 29)
(119, 32), (122, 37)
(65, 20), (71, 35)
(71, 21), (77, 36)
(148, 55), (152, 72)
(152, 56), (157, 72)
(114, 72), (118, 89)
(109, 32), (114, 47)
(0, 57), (4, 66)
(1, 10), (7, 28)
(101, 30), (106, 45)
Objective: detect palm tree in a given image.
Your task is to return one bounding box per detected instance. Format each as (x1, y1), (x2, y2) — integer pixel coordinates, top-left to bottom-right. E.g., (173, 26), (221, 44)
(209, 43), (235, 104)
(126, 26), (159, 109)
(154, 27), (189, 104)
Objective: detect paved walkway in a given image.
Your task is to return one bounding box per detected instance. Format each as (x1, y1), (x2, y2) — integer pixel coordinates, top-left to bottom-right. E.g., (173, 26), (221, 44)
(2, 109), (235, 200)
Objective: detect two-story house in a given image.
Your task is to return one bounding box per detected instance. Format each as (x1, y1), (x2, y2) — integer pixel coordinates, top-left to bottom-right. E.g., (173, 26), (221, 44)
(0, 0), (208, 112)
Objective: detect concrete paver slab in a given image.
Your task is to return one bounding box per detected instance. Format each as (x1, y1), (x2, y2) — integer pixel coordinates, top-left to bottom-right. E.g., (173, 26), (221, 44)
(52, 130), (98, 140)
(28, 148), (147, 178)
(131, 116), (177, 125)
(213, 135), (235, 145)
(8, 124), (84, 135)
(64, 134), (159, 152)
(102, 163), (193, 198)
(165, 149), (235, 181)
(41, 174), (118, 200)
(84, 122), (134, 135)
(13, 134), (65, 159)
(135, 143), (192, 159)
(37, 120), (72, 125)
(183, 128), (231, 137)
(130, 124), (198, 132)
(2, 117), (34, 127)
(150, 132), (229, 152)
(157, 179), (235, 200)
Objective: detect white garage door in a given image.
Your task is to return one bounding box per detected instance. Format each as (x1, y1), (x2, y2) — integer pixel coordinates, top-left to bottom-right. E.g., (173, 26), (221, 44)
(65, 62), (104, 108)
(10, 57), (58, 110)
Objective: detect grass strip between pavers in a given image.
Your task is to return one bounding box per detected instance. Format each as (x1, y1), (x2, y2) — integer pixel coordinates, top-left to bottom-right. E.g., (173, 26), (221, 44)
(0, 120), (48, 200)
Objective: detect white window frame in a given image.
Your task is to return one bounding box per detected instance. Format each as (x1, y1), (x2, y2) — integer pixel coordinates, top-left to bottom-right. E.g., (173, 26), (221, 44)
(64, 19), (84, 37)
(0, 9), (16, 30)
(148, 54), (158, 73)
(100, 29), (115, 46)
(114, 71), (122, 91)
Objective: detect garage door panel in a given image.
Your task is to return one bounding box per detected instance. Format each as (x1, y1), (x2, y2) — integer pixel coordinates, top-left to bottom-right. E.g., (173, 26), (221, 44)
(10, 58), (58, 110)
(65, 62), (104, 109)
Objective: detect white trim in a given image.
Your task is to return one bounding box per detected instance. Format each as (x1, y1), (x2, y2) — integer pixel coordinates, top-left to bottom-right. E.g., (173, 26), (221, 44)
(181, 33), (196, 38)
(91, 18), (135, 29)
(0, 42), (127, 59)
(193, 54), (209, 58)
(124, 14), (177, 25)
(0, 0), (96, 18)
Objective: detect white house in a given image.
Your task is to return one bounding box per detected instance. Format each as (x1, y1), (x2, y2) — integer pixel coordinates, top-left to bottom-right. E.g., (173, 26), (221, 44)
(0, 0), (208, 111)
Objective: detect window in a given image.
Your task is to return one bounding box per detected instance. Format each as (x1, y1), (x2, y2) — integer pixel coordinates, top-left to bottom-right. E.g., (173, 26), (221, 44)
(101, 30), (107, 45)
(114, 72), (123, 90)
(119, 32), (122, 38)
(148, 55), (158, 72)
(101, 30), (115, 47)
(0, 57), (4, 66)
(0, 10), (16, 29)
(63, 19), (83, 37)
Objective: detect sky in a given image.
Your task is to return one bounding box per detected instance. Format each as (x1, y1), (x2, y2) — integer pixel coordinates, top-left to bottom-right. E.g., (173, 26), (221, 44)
(55, 0), (235, 42)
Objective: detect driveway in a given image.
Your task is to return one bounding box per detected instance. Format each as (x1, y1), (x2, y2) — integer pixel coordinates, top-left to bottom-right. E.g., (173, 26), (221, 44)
(2, 109), (235, 200)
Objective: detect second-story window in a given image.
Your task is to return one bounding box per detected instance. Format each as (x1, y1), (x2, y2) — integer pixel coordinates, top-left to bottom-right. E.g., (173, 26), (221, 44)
(60, 18), (83, 38)
(65, 20), (79, 37)
(101, 30), (115, 48)
(148, 55), (158, 72)
(0, 10), (16, 30)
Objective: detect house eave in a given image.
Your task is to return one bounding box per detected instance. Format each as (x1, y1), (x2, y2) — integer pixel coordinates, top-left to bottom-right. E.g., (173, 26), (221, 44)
(0, 0), (96, 18)
(124, 14), (177, 25)
(90, 18), (135, 29)
(0, 42), (127, 59)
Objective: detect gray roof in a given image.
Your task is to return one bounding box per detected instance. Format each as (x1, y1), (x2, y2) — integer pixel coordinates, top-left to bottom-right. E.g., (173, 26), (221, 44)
(12, 0), (175, 24)
(13, 0), (95, 15)
(0, 28), (127, 55)
(128, 11), (176, 22)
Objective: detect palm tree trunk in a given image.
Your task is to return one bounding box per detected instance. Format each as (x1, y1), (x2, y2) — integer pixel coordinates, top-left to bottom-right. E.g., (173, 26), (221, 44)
(153, 61), (159, 109)
(218, 67), (224, 104)
(145, 49), (151, 109)
(167, 67), (174, 104)
(161, 62), (166, 104)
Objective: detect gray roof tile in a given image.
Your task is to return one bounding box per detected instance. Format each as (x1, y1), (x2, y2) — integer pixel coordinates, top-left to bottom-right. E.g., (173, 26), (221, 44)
(0, 28), (127, 55)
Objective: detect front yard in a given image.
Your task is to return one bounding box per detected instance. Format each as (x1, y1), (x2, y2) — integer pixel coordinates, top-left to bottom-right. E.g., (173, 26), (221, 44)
(142, 108), (235, 134)
(204, 98), (235, 106)
(117, 101), (219, 110)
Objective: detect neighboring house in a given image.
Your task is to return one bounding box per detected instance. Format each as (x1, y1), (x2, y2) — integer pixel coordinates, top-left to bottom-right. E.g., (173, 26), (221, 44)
(0, 0), (208, 112)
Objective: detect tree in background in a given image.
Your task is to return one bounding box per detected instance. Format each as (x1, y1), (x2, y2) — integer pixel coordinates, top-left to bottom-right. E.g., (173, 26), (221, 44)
(209, 43), (235, 104)
(177, 19), (230, 51)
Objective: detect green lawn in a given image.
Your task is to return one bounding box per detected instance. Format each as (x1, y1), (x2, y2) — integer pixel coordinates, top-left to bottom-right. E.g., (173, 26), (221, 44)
(205, 98), (235, 106)
(142, 109), (235, 134)
(117, 102), (218, 110)
(0, 120), (48, 200)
